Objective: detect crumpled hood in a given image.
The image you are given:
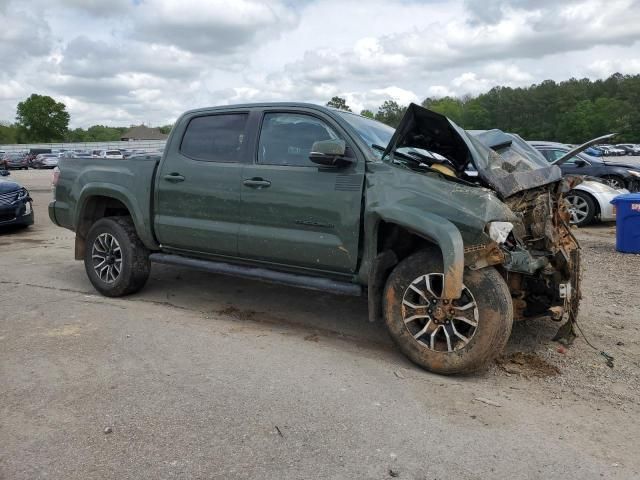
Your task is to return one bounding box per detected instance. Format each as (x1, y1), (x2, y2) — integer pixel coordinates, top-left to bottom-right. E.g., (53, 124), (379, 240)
(0, 179), (22, 193)
(383, 103), (563, 198)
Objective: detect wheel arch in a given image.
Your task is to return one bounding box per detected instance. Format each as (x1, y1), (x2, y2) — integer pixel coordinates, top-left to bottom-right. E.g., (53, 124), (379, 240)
(601, 173), (627, 188)
(365, 210), (465, 323)
(75, 185), (158, 259)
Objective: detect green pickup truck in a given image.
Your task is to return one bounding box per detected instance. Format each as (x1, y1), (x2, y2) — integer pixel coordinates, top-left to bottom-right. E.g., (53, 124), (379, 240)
(49, 102), (580, 374)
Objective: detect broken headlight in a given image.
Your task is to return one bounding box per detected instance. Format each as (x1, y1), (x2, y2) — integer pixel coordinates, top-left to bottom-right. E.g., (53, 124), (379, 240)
(488, 221), (513, 244)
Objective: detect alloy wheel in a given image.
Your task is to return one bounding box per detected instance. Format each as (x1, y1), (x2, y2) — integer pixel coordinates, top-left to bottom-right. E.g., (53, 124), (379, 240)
(604, 177), (625, 189)
(401, 273), (479, 352)
(566, 194), (590, 224)
(91, 233), (122, 284)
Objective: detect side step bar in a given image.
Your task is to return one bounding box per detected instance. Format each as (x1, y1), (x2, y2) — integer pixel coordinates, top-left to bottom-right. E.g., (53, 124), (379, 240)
(149, 253), (363, 297)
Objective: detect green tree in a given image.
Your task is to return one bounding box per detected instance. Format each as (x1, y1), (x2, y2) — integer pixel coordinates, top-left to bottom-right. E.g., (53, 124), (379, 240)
(415, 74), (640, 142)
(360, 109), (374, 119)
(422, 96), (464, 124)
(0, 122), (18, 144)
(85, 125), (126, 141)
(16, 94), (70, 142)
(374, 100), (406, 127)
(326, 96), (352, 111)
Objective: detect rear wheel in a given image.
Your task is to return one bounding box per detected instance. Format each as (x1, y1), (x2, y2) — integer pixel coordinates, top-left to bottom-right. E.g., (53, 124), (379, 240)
(383, 249), (513, 375)
(565, 190), (596, 227)
(84, 217), (150, 297)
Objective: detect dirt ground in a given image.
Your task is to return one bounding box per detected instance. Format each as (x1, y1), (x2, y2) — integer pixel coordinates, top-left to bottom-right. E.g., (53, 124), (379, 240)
(1, 169), (639, 479)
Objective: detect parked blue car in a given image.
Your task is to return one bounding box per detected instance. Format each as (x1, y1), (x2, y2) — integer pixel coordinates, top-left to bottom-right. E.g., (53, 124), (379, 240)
(584, 147), (603, 157)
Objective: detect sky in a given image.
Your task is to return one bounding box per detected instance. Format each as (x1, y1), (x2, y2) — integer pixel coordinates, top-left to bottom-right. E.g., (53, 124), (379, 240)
(1, 0), (639, 128)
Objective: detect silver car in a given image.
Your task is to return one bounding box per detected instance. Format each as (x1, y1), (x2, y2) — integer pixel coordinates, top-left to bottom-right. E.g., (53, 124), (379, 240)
(565, 180), (625, 227)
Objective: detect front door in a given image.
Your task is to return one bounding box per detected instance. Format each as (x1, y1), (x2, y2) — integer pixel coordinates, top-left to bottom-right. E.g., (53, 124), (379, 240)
(154, 112), (249, 256)
(238, 111), (364, 274)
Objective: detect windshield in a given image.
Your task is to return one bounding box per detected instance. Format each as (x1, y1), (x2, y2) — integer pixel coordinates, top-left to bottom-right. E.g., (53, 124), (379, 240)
(336, 111), (394, 155)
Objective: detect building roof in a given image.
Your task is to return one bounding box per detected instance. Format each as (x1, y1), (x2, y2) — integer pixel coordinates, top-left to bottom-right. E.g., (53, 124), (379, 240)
(121, 125), (168, 141)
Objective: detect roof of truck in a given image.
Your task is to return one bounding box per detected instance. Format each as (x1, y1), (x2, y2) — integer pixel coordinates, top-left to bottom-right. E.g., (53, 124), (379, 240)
(182, 102), (343, 116)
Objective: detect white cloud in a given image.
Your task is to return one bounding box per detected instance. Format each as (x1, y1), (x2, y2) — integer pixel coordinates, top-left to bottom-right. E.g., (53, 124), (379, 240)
(588, 59), (640, 77)
(0, 0), (639, 127)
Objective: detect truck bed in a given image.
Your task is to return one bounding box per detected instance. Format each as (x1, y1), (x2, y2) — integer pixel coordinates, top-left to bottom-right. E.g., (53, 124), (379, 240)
(50, 154), (161, 248)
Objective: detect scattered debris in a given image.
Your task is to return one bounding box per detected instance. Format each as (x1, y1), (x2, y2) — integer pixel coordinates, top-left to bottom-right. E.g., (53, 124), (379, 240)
(601, 351), (615, 368)
(556, 345), (567, 355)
(393, 370), (405, 379)
(474, 397), (502, 407)
(496, 352), (561, 377)
(275, 426), (284, 437)
(388, 468), (399, 477)
(304, 334), (320, 342)
(103, 426), (112, 434)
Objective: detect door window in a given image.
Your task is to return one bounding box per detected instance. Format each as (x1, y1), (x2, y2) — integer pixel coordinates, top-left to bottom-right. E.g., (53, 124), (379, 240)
(180, 114), (248, 162)
(258, 113), (340, 167)
(543, 149), (575, 164)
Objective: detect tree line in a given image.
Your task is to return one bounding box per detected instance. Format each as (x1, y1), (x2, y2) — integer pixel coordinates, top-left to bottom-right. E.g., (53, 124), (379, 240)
(327, 73), (640, 143)
(3, 74), (638, 145)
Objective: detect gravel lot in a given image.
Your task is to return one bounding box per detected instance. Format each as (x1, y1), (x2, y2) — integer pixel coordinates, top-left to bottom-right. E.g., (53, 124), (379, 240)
(1, 169), (639, 480)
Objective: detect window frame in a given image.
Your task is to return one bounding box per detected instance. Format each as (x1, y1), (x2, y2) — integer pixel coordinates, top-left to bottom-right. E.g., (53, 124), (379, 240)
(179, 112), (250, 163)
(254, 110), (346, 168)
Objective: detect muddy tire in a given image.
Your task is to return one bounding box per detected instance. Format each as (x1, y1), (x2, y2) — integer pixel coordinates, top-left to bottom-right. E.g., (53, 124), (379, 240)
(84, 217), (150, 297)
(383, 249), (513, 375)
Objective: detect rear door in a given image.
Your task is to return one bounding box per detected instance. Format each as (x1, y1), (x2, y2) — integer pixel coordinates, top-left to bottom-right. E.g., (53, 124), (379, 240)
(238, 109), (364, 274)
(154, 110), (251, 256)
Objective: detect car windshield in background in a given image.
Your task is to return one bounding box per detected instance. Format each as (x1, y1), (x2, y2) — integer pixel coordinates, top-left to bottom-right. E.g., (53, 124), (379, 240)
(336, 111), (394, 156)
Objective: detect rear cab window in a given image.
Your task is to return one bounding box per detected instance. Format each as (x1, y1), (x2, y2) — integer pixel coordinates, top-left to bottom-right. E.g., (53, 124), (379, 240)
(180, 114), (248, 163)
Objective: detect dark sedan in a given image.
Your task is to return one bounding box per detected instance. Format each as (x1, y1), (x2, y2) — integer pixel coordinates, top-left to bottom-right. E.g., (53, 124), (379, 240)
(531, 141), (640, 191)
(1, 153), (29, 170)
(0, 170), (34, 228)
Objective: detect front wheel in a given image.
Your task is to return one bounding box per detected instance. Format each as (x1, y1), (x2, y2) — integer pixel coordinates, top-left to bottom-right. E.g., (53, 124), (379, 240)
(383, 250), (513, 375)
(84, 217), (150, 297)
(565, 190), (596, 226)
(602, 176), (626, 190)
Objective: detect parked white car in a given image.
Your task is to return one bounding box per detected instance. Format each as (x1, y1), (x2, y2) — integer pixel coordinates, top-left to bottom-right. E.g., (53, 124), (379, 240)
(101, 150), (124, 159)
(565, 180), (626, 227)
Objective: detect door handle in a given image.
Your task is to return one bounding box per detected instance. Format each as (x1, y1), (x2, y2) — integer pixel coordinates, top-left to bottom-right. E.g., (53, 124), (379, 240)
(164, 173), (185, 183)
(243, 178), (271, 188)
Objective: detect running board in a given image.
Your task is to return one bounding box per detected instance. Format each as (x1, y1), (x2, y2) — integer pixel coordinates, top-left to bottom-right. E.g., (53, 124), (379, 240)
(149, 253), (362, 297)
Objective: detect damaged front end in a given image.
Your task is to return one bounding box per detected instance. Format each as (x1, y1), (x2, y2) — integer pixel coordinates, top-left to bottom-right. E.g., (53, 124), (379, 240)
(501, 181), (581, 342)
(381, 104), (581, 341)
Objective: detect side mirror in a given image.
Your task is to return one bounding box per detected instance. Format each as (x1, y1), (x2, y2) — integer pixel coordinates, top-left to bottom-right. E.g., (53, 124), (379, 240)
(575, 159), (587, 167)
(309, 139), (352, 167)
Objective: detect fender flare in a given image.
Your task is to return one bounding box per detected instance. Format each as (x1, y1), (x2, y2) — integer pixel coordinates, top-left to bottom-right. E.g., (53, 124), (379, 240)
(369, 208), (464, 299)
(75, 183), (159, 250)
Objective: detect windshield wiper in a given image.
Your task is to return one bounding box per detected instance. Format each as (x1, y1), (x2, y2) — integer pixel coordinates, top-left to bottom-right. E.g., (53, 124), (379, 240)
(371, 144), (428, 164)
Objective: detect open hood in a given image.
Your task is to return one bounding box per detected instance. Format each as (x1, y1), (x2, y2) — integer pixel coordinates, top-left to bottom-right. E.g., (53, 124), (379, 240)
(554, 133), (617, 165)
(383, 103), (563, 198)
